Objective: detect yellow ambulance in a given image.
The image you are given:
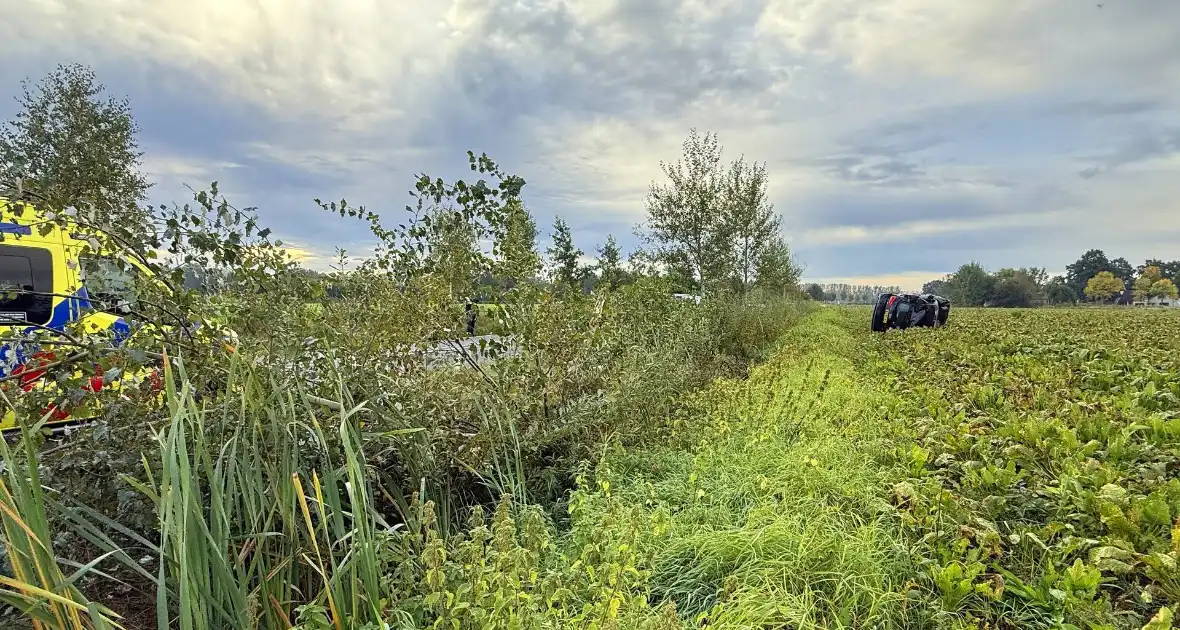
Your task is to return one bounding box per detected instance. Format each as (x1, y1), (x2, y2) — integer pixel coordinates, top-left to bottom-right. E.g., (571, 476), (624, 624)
(0, 196), (227, 433)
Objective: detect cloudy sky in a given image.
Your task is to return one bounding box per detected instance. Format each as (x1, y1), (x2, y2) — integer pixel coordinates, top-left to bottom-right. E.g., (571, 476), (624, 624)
(2, 0), (1178, 289)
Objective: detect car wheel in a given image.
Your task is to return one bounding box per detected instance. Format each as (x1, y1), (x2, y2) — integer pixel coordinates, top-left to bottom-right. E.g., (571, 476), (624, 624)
(937, 300), (951, 326)
(871, 293), (893, 332)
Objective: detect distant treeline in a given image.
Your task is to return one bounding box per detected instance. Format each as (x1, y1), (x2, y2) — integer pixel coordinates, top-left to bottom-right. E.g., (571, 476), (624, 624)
(919, 250), (1180, 307)
(803, 283), (903, 304)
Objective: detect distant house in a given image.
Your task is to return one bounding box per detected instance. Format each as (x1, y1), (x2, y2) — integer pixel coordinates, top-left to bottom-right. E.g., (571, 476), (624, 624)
(1133, 295), (1180, 307)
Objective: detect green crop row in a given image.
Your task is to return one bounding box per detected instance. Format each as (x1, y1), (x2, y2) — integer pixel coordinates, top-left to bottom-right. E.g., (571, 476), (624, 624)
(870, 307), (1180, 629)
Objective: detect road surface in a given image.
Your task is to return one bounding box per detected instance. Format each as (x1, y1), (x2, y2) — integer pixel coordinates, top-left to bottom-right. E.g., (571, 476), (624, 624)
(419, 334), (518, 369)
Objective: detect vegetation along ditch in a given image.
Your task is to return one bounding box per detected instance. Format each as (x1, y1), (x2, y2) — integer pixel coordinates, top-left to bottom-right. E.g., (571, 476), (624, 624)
(0, 64), (1178, 630)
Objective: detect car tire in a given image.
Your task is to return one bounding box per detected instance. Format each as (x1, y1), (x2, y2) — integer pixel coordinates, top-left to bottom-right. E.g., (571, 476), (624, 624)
(871, 293), (893, 332)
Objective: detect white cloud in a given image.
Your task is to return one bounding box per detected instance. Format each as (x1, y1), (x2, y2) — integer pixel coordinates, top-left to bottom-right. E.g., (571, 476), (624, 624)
(798, 210), (1073, 246)
(3, 0), (462, 129)
(801, 270), (945, 292)
(3, 0), (1180, 283)
(757, 0), (1180, 94)
(140, 153), (242, 191)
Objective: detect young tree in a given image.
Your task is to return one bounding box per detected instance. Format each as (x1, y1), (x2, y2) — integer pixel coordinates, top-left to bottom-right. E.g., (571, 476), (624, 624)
(493, 199), (541, 286)
(724, 156), (779, 295)
(1149, 278), (1179, 300)
(1133, 265), (1162, 301)
(753, 236), (801, 297)
(425, 209), (481, 299)
(0, 64), (151, 240)
(642, 128), (731, 292)
(546, 217), (584, 290)
(1083, 271), (1124, 303)
(595, 235), (625, 290)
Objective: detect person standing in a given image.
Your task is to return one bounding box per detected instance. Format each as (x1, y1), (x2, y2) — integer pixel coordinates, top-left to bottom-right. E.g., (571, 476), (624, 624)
(465, 298), (477, 336)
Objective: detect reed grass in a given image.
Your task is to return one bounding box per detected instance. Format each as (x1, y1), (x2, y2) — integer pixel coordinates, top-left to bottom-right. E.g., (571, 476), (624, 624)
(4, 352), (401, 630)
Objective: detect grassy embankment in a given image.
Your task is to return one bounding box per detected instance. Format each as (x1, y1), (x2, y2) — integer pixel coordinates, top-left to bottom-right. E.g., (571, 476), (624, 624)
(575, 305), (929, 628)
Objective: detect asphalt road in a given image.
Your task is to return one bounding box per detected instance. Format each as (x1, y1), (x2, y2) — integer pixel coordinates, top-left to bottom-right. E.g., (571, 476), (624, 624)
(419, 334), (518, 368)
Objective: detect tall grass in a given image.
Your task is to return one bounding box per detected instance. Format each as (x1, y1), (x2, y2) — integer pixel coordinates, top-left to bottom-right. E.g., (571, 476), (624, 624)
(0, 417), (122, 630)
(3, 352), (400, 630)
(586, 308), (933, 628)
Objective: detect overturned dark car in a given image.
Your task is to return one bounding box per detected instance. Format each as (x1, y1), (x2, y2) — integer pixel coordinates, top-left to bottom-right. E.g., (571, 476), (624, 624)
(871, 293), (951, 332)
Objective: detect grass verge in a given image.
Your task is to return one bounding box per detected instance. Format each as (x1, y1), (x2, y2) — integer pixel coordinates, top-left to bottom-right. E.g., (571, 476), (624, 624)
(573, 306), (937, 628)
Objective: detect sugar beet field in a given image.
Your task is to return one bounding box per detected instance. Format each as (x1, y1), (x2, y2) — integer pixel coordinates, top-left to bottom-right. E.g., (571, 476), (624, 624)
(864, 306), (1180, 628)
(4, 305), (1180, 630)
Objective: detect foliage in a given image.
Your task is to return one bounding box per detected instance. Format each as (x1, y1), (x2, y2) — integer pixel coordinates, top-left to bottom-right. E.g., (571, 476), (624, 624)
(424, 207), (481, 299)
(1068, 250), (1116, 298)
(0, 422), (120, 629)
(923, 279), (948, 296)
(752, 236), (801, 298)
(805, 283), (826, 301)
(642, 129), (799, 296)
(930, 265), (1048, 308)
(1110, 257), (1135, 292)
(722, 156), (778, 295)
(990, 268), (1044, 308)
(1085, 271), (1125, 302)
(1065, 250), (1135, 300)
(869, 306), (1180, 629)
(545, 217), (584, 291)
(1135, 266), (1165, 300)
(0, 179), (294, 440)
(1151, 279), (1179, 300)
(317, 151), (525, 293)
(12, 264), (1180, 630)
(704, 296), (811, 373)
(594, 235), (626, 290)
(0, 137), (824, 627)
(580, 309), (934, 628)
(1141, 260), (1180, 288)
(928, 250), (1180, 308)
(1, 358), (689, 630)
(811, 284), (902, 304)
(944, 262), (996, 306)
(0, 64), (150, 237)
(0, 62), (835, 630)
(1045, 276), (1078, 304)
(643, 129), (731, 291)
(489, 199), (541, 289)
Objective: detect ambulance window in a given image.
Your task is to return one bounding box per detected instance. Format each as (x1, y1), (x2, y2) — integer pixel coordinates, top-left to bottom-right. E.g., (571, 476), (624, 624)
(81, 256), (139, 308)
(0, 246), (54, 326)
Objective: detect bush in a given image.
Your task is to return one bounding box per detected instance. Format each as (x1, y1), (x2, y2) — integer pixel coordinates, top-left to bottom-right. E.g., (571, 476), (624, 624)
(0, 154), (812, 628)
(0, 281), (804, 628)
(706, 292), (811, 374)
